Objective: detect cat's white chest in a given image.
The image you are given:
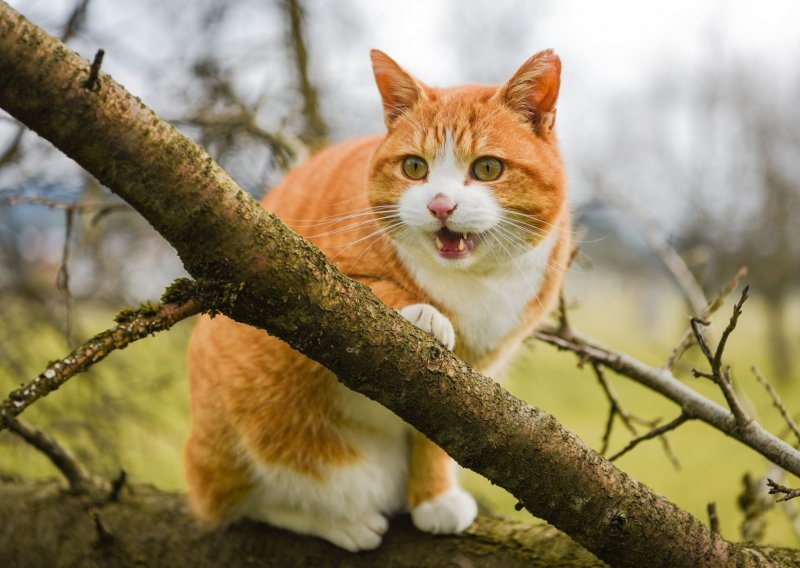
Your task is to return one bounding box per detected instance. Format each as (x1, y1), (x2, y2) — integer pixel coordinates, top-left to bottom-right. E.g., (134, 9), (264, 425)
(398, 234), (556, 360)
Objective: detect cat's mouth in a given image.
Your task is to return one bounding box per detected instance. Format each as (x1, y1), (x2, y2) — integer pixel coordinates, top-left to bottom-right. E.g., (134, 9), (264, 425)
(434, 227), (477, 259)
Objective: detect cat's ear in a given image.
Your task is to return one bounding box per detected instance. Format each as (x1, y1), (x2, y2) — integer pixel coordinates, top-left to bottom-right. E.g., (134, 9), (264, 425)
(494, 50), (561, 134)
(370, 49), (429, 128)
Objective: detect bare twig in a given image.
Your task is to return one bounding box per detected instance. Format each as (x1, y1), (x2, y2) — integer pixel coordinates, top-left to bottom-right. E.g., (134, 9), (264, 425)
(664, 266), (748, 370)
(752, 365), (800, 446)
(0, 294), (202, 431)
(109, 469), (127, 502)
(594, 181), (708, 316)
(593, 363), (637, 451)
(532, 327), (800, 476)
(90, 509), (114, 546)
(609, 413), (690, 462)
(55, 208), (75, 346)
(6, 417), (97, 492)
(0, 195), (128, 213)
(61, 0), (91, 42)
(707, 502), (720, 534)
(82, 48), (104, 92)
(689, 287), (751, 426)
(282, 0), (328, 146)
(767, 479), (800, 502)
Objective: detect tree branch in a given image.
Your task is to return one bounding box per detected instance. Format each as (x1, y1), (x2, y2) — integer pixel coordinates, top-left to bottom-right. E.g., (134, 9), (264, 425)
(5, 418), (98, 492)
(767, 479), (800, 503)
(0, 5), (785, 565)
(0, 290), (202, 429)
(534, 327), (800, 477)
(752, 365), (800, 447)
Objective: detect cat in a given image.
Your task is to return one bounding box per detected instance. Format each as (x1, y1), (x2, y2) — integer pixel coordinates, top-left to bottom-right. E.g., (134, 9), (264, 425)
(184, 48), (571, 552)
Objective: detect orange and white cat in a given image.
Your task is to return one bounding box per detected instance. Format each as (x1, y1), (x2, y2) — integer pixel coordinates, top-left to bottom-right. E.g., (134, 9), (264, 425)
(185, 49), (571, 551)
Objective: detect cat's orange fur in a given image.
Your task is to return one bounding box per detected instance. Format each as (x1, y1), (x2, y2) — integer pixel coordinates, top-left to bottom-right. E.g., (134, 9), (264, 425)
(185, 49), (571, 551)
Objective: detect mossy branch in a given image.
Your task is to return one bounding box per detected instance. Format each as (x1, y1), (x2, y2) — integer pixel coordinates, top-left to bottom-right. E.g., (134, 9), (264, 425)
(0, 287), (202, 430)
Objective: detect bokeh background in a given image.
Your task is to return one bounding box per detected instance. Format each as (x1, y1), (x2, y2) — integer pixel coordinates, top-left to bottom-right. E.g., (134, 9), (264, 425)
(2, 0), (799, 547)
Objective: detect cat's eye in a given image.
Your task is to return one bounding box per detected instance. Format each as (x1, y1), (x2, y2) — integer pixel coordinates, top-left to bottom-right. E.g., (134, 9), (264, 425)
(472, 157), (503, 181)
(402, 156), (428, 180)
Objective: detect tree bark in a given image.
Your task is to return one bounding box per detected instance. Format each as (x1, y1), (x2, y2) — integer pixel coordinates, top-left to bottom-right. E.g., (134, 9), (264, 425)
(0, 4), (796, 566)
(0, 480), (609, 568)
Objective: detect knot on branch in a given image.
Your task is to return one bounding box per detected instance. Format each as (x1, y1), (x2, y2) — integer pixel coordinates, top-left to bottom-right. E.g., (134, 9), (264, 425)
(604, 507), (631, 537)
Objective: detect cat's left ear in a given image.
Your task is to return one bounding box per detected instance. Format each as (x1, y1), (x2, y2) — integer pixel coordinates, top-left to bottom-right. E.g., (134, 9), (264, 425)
(371, 49), (430, 128)
(494, 50), (561, 135)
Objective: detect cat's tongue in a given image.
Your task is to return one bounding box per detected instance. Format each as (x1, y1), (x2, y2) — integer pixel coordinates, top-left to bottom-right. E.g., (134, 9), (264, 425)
(434, 227), (475, 259)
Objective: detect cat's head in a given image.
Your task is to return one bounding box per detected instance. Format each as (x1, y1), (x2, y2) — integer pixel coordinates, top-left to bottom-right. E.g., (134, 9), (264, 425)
(367, 49), (567, 272)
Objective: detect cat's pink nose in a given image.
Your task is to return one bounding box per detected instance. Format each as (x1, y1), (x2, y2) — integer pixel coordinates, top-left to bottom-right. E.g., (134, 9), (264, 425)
(428, 194), (456, 221)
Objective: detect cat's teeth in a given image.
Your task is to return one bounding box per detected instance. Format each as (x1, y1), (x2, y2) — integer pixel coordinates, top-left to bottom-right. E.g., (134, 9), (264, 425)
(435, 236), (444, 250)
(457, 238), (465, 252)
(462, 232), (468, 240)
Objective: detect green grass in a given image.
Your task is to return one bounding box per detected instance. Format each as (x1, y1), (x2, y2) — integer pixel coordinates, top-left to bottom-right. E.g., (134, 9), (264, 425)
(1, 286), (798, 547)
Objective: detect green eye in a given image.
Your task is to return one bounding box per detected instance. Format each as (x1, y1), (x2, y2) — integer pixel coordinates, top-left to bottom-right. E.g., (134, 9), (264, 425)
(472, 157), (503, 181)
(402, 156), (428, 180)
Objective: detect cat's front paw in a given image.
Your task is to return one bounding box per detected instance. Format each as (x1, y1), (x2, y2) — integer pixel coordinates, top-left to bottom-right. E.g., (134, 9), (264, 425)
(411, 488), (477, 534)
(399, 304), (455, 350)
(317, 513), (389, 552)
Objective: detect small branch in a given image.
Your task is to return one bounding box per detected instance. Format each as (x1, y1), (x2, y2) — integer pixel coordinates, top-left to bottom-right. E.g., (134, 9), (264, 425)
(61, 0), (91, 42)
(90, 508), (114, 546)
(689, 287), (751, 426)
(593, 363), (637, 452)
(609, 413), (690, 462)
(56, 208), (75, 346)
(533, 327), (800, 476)
(0, 195), (128, 213)
(713, 286), (749, 373)
(282, 0), (328, 146)
(767, 479), (800, 503)
(707, 502), (720, 534)
(752, 365), (800, 446)
(595, 182), (708, 316)
(0, 293), (202, 431)
(6, 418), (97, 492)
(82, 48), (104, 92)
(109, 469), (127, 502)
(664, 266), (748, 370)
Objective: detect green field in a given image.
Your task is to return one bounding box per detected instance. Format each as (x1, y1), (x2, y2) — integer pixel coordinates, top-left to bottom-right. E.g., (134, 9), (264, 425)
(1, 283), (798, 547)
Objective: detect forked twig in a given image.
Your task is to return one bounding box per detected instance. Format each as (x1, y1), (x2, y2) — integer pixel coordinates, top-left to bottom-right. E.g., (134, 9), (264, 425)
(664, 266), (748, 370)
(609, 412), (691, 462)
(767, 479), (800, 503)
(690, 287), (751, 426)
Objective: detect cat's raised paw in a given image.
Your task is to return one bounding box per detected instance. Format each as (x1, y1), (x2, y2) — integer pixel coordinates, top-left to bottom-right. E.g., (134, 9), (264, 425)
(399, 304), (455, 350)
(411, 488), (477, 534)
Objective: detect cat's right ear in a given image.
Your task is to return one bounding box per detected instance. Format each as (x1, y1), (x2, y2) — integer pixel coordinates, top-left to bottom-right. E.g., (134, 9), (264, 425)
(494, 49), (561, 135)
(370, 49), (428, 128)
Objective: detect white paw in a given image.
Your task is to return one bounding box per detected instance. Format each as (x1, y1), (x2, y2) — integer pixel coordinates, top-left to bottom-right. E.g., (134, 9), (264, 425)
(317, 513), (388, 552)
(411, 488), (477, 535)
(399, 304), (455, 350)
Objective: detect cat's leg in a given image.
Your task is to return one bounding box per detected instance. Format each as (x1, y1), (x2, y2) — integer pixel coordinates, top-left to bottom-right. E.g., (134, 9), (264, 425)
(396, 302), (477, 534)
(407, 431), (477, 534)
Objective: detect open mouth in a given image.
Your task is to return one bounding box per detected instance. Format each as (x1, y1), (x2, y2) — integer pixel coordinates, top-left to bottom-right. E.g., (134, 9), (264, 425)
(434, 227), (477, 259)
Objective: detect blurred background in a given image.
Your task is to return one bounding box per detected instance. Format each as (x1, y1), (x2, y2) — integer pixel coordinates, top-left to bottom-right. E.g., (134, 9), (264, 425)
(1, 0), (799, 547)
